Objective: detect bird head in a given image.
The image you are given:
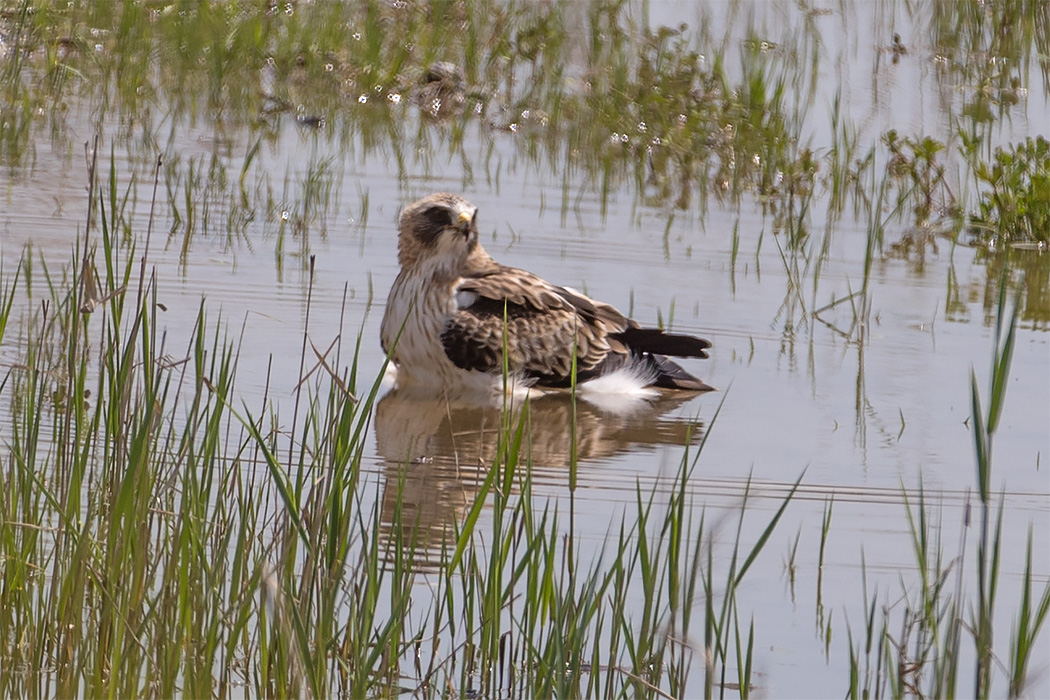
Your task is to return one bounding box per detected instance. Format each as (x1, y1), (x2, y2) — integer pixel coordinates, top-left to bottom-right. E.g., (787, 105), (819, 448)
(397, 193), (480, 270)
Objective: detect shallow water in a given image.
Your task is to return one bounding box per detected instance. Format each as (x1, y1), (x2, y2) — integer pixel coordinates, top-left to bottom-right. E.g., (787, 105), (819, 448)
(1, 0), (1048, 696)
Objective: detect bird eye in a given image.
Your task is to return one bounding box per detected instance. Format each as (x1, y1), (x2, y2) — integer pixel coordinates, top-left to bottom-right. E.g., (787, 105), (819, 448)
(423, 206), (453, 227)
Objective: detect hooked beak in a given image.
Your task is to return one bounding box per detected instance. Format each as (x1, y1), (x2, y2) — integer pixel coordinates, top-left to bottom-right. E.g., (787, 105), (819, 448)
(457, 210), (474, 238)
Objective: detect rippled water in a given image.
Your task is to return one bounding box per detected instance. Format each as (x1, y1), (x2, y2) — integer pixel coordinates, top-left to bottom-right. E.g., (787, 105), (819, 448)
(1, 1), (1047, 696)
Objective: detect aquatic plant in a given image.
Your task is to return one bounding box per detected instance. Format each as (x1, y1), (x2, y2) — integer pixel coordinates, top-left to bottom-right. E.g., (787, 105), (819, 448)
(882, 130), (956, 229)
(968, 136), (1050, 246)
(842, 284), (1050, 699)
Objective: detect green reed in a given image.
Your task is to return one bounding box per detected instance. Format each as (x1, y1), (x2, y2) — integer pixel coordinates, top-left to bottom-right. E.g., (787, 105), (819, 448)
(843, 282), (1050, 699)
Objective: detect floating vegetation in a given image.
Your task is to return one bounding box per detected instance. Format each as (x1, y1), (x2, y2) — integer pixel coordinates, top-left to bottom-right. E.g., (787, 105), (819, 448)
(968, 135), (1050, 247)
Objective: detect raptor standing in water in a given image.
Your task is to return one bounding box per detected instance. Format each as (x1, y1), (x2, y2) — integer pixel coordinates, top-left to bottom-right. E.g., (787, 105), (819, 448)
(380, 193), (714, 396)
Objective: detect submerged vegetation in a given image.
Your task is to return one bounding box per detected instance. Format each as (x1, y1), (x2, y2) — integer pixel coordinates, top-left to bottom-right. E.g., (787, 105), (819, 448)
(0, 0), (1047, 237)
(0, 0), (1047, 697)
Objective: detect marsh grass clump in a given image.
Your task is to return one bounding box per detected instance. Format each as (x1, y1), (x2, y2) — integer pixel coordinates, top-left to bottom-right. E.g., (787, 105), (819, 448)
(883, 131), (956, 230)
(569, 20), (803, 212)
(930, 0), (1047, 126)
(842, 286), (1050, 699)
(0, 0), (808, 212)
(759, 147), (818, 247)
(8, 0), (1044, 257)
(866, 130), (1048, 276)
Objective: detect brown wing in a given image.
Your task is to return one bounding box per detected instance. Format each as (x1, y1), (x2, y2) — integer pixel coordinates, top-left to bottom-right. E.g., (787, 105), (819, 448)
(440, 266), (627, 387)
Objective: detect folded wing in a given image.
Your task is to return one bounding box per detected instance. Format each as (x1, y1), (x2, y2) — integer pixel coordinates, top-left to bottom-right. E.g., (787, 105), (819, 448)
(441, 265), (713, 390)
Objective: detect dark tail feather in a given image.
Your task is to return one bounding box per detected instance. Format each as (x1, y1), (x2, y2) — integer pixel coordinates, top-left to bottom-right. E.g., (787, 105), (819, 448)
(615, 326), (711, 359)
(643, 353), (716, 392)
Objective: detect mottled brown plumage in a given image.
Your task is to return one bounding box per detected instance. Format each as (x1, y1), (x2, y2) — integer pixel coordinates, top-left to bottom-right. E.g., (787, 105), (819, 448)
(380, 193), (713, 394)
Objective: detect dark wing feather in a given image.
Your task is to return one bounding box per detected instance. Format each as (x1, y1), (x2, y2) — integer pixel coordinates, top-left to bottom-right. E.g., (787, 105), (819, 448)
(442, 263), (714, 391)
(611, 326), (711, 359)
(441, 266), (621, 386)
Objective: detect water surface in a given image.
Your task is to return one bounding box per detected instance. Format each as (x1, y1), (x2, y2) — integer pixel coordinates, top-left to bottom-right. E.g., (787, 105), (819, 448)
(1, 1), (1047, 696)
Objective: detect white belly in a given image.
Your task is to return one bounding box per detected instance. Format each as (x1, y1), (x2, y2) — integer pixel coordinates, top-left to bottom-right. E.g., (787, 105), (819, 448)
(380, 272), (472, 388)
(380, 269), (539, 398)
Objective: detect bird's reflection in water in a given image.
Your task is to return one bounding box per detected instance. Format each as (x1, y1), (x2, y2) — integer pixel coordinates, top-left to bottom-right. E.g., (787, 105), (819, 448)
(374, 386), (705, 568)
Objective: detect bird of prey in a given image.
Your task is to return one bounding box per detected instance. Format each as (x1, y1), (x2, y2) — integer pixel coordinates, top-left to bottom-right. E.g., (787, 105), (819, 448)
(380, 193), (713, 397)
